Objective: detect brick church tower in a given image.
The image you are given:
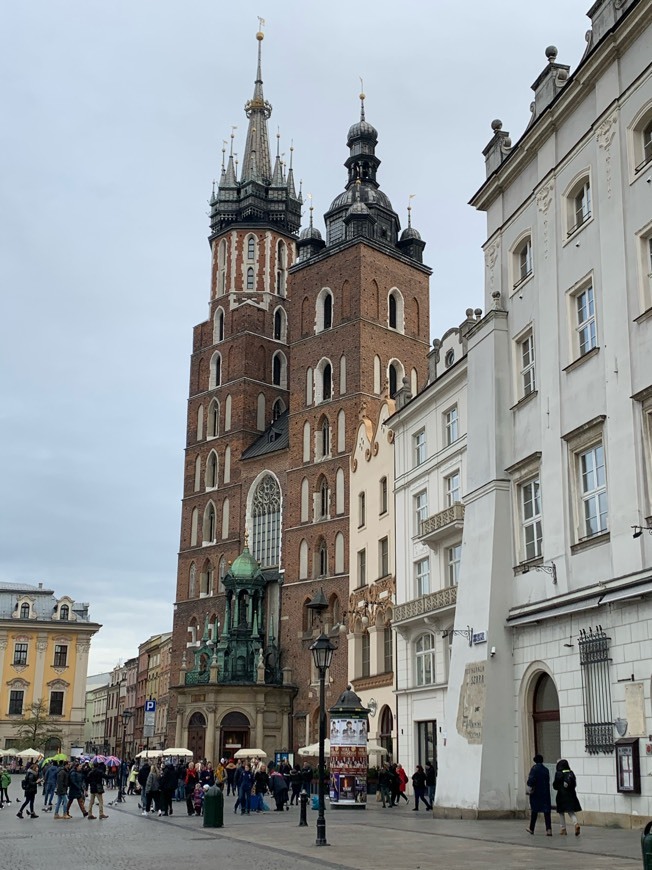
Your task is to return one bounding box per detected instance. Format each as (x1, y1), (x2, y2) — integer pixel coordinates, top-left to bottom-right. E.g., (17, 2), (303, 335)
(280, 94), (431, 747)
(167, 36), (430, 760)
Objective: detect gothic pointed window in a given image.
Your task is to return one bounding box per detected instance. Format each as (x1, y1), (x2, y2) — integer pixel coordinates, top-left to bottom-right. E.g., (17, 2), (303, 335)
(324, 293), (332, 329)
(323, 364), (332, 401)
(247, 236), (256, 261)
(389, 293), (397, 328)
(274, 309), (283, 341)
(318, 541), (328, 577)
(246, 267), (255, 291)
(272, 399), (284, 421)
(251, 474), (281, 568)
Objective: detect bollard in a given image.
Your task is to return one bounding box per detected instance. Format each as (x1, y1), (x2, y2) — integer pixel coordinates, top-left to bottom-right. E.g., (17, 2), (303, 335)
(203, 785), (224, 828)
(298, 789), (308, 827)
(642, 820), (652, 870)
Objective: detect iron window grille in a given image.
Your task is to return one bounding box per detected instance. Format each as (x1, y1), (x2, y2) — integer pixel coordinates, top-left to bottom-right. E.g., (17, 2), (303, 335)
(578, 625), (614, 754)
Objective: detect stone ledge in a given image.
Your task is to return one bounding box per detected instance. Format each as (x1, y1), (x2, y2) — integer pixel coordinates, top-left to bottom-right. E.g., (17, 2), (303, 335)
(433, 806), (522, 820)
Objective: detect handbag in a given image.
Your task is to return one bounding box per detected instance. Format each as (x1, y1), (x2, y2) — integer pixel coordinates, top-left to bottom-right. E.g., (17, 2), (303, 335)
(525, 784), (534, 795)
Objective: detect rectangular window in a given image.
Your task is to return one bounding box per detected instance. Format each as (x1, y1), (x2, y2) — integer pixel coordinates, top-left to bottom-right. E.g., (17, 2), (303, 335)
(446, 545), (461, 586)
(379, 477), (388, 515)
(445, 471), (461, 507)
(361, 633), (370, 678)
(414, 490), (428, 533)
(579, 626), (613, 753)
(416, 720), (437, 767)
(378, 537), (389, 578)
(358, 491), (366, 528)
(445, 406), (458, 445)
(414, 430), (426, 466)
(8, 690), (23, 716)
(49, 691), (64, 717)
(415, 557), (430, 597)
(519, 239), (532, 282)
(576, 286), (597, 356)
(357, 548), (366, 587)
(520, 478), (542, 560)
(520, 333), (536, 397)
(13, 643), (28, 666)
(383, 626), (393, 673)
(54, 644), (68, 668)
(579, 443), (608, 537)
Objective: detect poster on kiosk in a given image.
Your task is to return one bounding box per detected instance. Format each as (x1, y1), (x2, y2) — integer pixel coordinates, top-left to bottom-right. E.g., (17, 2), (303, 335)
(329, 686), (369, 809)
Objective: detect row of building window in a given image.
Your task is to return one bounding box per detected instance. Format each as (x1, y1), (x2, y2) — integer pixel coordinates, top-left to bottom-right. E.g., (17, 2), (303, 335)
(212, 306), (289, 346)
(8, 689), (65, 717)
(354, 537), (391, 586)
(357, 477), (389, 528)
(13, 602), (70, 620)
(207, 349), (288, 391)
(196, 395), (285, 444)
(412, 405), (461, 469)
(12, 642), (68, 668)
(215, 236), (288, 297)
(314, 286), (405, 334)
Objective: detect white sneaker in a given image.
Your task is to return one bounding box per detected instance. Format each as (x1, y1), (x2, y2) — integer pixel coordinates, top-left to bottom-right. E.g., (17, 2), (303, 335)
(158, 810), (162, 816)
(141, 810), (147, 816)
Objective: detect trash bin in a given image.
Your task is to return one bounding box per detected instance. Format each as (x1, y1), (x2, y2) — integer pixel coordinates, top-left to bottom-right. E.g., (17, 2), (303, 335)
(642, 821), (652, 870)
(203, 785), (224, 828)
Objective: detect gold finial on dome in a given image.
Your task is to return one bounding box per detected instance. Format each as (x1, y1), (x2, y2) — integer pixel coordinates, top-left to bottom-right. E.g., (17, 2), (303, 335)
(359, 77), (366, 120)
(256, 16), (265, 40)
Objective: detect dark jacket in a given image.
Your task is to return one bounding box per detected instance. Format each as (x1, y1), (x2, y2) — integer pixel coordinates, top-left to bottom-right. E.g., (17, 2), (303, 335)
(44, 764), (59, 787)
(526, 762), (551, 813)
(22, 770), (38, 795)
(411, 769), (427, 791)
(425, 763), (437, 787)
(238, 769), (253, 792)
(55, 767), (70, 796)
(68, 769), (85, 799)
(199, 767), (215, 787)
(160, 765), (177, 793)
(137, 763), (150, 788)
(254, 769), (269, 795)
(553, 767), (582, 813)
(301, 765), (313, 788)
(87, 768), (106, 795)
(269, 770), (288, 797)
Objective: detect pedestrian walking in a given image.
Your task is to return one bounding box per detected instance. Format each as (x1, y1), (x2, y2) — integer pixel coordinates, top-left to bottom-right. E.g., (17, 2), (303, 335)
(53, 763), (70, 819)
(184, 762), (199, 816)
(66, 763), (88, 818)
(0, 765), (11, 807)
(159, 762), (177, 816)
(388, 763), (400, 806)
(225, 759), (237, 796)
(87, 762), (109, 819)
(411, 764), (433, 811)
(300, 762), (313, 794)
(425, 760), (437, 807)
(553, 758), (582, 836)
(525, 754), (552, 836)
(127, 763), (138, 795)
(378, 764), (391, 808)
(396, 763), (409, 804)
(145, 764), (161, 815)
(289, 767), (302, 805)
(269, 766), (288, 812)
(237, 763), (253, 815)
(17, 763), (40, 819)
(42, 761), (59, 812)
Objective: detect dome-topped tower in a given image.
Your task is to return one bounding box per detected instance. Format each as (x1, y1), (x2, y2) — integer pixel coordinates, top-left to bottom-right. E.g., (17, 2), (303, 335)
(323, 93), (402, 250)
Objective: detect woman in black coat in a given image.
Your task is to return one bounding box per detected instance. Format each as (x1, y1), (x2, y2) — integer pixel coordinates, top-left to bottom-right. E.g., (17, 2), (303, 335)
(66, 764), (88, 818)
(553, 759), (582, 836)
(525, 754), (551, 835)
(411, 764), (432, 812)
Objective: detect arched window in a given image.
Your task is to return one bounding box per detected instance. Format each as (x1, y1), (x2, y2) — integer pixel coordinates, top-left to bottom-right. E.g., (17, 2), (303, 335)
(251, 474), (282, 568)
(194, 455), (201, 492)
(217, 239), (227, 296)
(206, 451), (218, 489)
(388, 359), (404, 398)
(203, 503), (216, 543)
(210, 353), (222, 389)
(389, 293), (397, 328)
(335, 468), (344, 515)
(335, 531), (344, 573)
(276, 240), (287, 296)
(373, 355), (381, 394)
(361, 632), (370, 677)
(322, 363), (332, 401)
(318, 541), (328, 577)
(214, 308), (225, 343)
(221, 497), (230, 538)
(197, 405), (204, 441)
(306, 367), (313, 406)
(302, 422), (311, 463)
(59, 604), (70, 621)
(274, 308), (285, 341)
(299, 540), (309, 580)
(532, 673), (561, 760)
(301, 477), (309, 522)
(337, 409), (345, 453)
(415, 633), (435, 686)
(247, 235), (256, 261)
(224, 394), (232, 431)
(200, 560), (213, 596)
(256, 393), (266, 430)
(218, 556), (227, 591)
(272, 351), (287, 387)
(324, 293), (332, 329)
(208, 399), (219, 438)
(379, 706), (394, 759)
(318, 477), (329, 519)
(339, 355), (346, 394)
(224, 446), (231, 483)
(320, 417), (330, 458)
(272, 398), (285, 421)
(189, 563), (196, 598)
(246, 267), (255, 291)
(190, 507), (199, 546)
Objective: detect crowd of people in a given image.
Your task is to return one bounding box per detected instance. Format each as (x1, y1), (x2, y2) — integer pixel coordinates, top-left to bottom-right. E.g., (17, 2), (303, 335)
(4, 759), (115, 820)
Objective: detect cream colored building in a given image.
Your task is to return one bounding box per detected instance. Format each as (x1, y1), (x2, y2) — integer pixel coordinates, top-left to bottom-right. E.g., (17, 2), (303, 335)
(348, 397), (397, 761)
(0, 581), (101, 753)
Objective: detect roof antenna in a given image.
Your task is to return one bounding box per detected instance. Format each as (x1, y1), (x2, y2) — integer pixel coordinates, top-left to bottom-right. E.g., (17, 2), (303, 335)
(359, 77), (365, 120)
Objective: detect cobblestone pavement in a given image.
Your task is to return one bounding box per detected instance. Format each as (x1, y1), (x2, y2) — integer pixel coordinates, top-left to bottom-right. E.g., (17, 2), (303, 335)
(0, 793), (643, 870)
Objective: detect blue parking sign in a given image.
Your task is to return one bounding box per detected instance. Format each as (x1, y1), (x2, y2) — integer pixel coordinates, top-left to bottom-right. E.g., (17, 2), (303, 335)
(145, 699), (156, 713)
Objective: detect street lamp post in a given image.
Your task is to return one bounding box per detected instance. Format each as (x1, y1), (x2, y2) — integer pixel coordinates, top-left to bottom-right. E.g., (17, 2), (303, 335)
(117, 710), (133, 803)
(309, 630), (336, 847)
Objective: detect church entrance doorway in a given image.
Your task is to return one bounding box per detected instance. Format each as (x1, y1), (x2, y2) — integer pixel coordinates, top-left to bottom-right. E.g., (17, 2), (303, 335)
(220, 711), (251, 760)
(187, 711), (206, 761)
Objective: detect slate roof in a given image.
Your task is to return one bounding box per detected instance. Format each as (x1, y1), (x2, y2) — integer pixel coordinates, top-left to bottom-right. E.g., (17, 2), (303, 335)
(241, 411), (289, 459)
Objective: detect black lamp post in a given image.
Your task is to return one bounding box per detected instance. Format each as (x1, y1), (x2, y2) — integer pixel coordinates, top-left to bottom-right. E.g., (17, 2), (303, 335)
(117, 709), (133, 802)
(309, 630), (336, 846)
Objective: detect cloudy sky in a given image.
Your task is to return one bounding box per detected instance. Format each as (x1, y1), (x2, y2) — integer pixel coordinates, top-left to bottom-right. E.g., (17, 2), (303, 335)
(1, 0), (591, 673)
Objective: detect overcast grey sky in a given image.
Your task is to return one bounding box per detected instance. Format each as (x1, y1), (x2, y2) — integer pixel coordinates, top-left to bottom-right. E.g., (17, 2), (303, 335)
(1, 1), (590, 673)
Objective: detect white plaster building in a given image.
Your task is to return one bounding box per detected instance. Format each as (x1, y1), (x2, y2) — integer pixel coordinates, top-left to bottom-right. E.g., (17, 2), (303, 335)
(436, 0), (652, 827)
(389, 318), (473, 777)
(348, 398), (397, 761)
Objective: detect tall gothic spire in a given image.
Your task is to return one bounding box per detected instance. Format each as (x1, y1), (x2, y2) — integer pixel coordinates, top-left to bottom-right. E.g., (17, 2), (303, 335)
(241, 29), (273, 184)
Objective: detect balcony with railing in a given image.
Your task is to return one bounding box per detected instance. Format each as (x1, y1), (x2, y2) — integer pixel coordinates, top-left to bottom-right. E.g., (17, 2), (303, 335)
(419, 502), (465, 544)
(393, 585), (457, 626)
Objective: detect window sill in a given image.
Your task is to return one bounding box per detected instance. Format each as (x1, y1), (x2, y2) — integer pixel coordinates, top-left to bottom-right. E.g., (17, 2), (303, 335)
(513, 557), (543, 576)
(563, 346), (599, 373)
(634, 306), (652, 324)
(511, 271), (534, 296)
(510, 389), (538, 411)
(563, 214), (594, 246)
(571, 531), (610, 554)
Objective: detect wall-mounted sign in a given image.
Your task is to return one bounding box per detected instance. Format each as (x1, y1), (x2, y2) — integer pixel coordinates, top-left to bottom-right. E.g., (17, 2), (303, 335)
(472, 631), (487, 645)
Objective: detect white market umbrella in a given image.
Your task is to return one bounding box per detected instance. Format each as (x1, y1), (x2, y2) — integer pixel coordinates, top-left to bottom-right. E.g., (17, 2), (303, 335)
(366, 740), (388, 755)
(162, 747), (193, 757)
(135, 749), (162, 759)
(2, 748), (18, 756)
(17, 748), (43, 759)
(233, 748), (267, 759)
(298, 740), (330, 757)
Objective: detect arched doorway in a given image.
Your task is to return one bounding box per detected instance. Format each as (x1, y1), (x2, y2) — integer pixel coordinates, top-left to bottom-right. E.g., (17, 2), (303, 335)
(379, 705), (394, 760)
(532, 673), (561, 763)
(220, 711), (250, 760)
(187, 711), (206, 761)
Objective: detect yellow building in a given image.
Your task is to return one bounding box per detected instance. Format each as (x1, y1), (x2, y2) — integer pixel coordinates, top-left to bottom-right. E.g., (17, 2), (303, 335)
(0, 581), (101, 753)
